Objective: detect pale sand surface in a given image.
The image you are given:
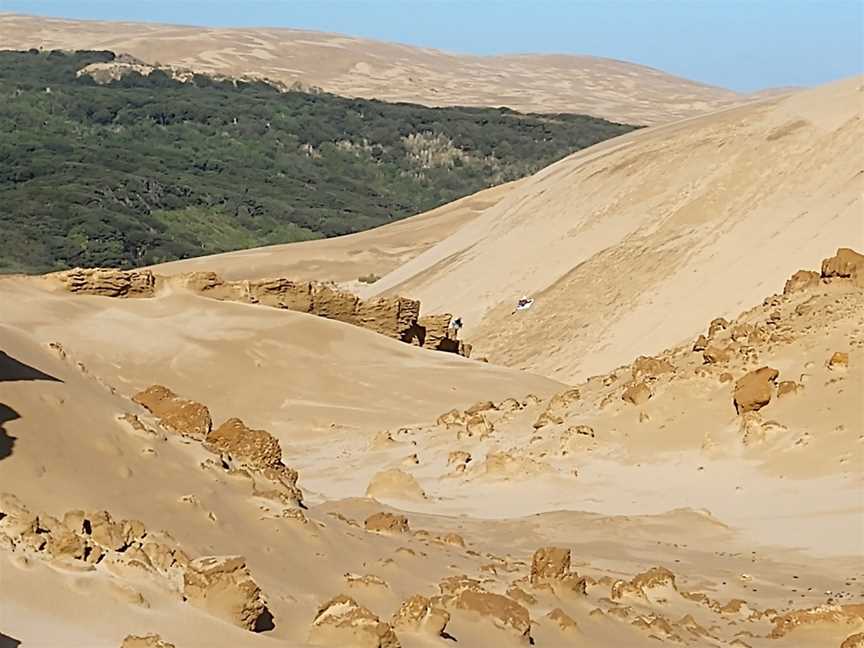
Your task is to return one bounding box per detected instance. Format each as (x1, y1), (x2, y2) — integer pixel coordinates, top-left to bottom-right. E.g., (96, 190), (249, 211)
(363, 76), (864, 382)
(0, 13), (745, 124)
(1, 77), (862, 647)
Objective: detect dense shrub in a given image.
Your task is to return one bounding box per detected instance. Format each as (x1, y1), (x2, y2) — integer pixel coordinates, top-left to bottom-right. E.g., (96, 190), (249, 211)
(0, 50), (638, 273)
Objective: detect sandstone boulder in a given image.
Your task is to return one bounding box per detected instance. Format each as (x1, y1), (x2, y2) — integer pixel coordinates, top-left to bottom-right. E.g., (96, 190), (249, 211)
(207, 418), (281, 471)
(132, 386), (212, 440)
(449, 590), (531, 641)
(530, 547), (570, 584)
(311, 284), (360, 323)
(310, 595), (400, 648)
(245, 278), (314, 311)
(411, 314), (461, 353)
(612, 566), (679, 603)
(392, 594), (449, 636)
(356, 296), (421, 341)
(182, 555), (270, 631)
(733, 367), (779, 414)
(622, 381), (652, 406)
(708, 317), (729, 337)
(53, 268), (156, 297)
(632, 355), (675, 380)
(364, 512), (409, 534)
(842, 632), (864, 648)
(828, 351), (849, 371)
(783, 270), (820, 294)
(821, 247), (864, 286)
(366, 469), (426, 501)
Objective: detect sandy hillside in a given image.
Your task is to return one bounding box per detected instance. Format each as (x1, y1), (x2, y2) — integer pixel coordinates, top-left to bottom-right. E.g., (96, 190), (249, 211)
(0, 13), (744, 125)
(150, 180), (521, 285)
(362, 76), (864, 382)
(1, 248), (862, 648)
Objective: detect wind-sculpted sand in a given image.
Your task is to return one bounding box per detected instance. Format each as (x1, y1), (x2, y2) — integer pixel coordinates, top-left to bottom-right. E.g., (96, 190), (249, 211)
(0, 13), (744, 125)
(0, 72), (861, 647)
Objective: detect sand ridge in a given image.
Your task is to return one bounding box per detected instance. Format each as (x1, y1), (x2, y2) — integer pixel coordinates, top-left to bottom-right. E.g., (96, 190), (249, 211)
(0, 13), (745, 125)
(361, 76), (864, 383)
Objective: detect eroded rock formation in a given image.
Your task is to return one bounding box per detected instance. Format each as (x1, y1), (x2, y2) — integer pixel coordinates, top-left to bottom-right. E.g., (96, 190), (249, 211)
(51, 268), (157, 297)
(132, 387), (302, 506)
(0, 496), (270, 632)
(183, 556), (271, 631)
(733, 367), (779, 414)
(310, 595), (400, 648)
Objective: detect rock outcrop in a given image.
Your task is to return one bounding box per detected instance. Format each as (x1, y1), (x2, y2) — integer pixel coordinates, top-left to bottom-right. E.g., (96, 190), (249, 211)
(530, 546), (571, 584)
(821, 247), (864, 286)
(611, 566), (679, 603)
(392, 594), (449, 637)
(52, 268), (157, 297)
(182, 556), (271, 631)
(1, 496), (270, 632)
(133, 387), (302, 506)
(783, 270), (820, 294)
(733, 367), (779, 414)
(310, 595), (400, 648)
(448, 589), (531, 641)
(366, 469), (426, 501)
(185, 272), (468, 355)
(828, 351), (849, 371)
(529, 546), (587, 595)
(364, 512), (409, 534)
(132, 386), (212, 440)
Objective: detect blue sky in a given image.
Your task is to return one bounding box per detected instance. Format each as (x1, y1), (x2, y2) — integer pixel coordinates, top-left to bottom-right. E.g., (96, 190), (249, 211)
(4, 0), (863, 92)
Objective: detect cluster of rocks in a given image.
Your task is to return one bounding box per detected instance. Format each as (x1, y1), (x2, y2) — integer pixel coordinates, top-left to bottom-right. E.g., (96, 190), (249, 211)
(132, 385), (302, 507)
(307, 544), (594, 646)
(0, 495), (271, 631)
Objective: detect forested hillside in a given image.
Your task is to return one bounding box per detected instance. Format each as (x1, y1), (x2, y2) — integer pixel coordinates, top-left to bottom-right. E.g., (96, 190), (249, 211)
(0, 50), (637, 273)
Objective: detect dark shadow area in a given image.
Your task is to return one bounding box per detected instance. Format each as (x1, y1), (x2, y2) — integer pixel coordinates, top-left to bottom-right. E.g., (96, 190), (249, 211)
(0, 403), (21, 461)
(253, 607), (276, 633)
(0, 351), (62, 383)
(0, 632), (22, 648)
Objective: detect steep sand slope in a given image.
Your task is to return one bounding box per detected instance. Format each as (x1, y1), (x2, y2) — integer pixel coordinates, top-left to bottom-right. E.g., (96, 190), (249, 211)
(0, 13), (742, 124)
(365, 77), (864, 382)
(0, 275), (560, 437)
(1, 255), (861, 648)
(149, 179), (520, 284)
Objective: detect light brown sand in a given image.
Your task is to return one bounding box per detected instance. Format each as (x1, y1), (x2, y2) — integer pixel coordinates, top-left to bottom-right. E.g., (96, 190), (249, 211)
(1, 78), (862, 648)
(363, 76), (864, 383)
(0, 13), (745, 125)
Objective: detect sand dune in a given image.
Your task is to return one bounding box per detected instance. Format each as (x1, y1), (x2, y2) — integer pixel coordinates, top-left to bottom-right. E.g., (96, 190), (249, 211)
(1, 249), (861, 647)
(150, 180), (520, 285)
(1, 25), (862, 646)
(364, 76), (864, 382)
(0, 13), (744, 124)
